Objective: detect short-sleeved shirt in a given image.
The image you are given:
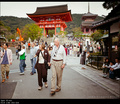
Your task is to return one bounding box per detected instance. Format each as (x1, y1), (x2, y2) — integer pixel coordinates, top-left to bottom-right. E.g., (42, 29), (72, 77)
(1, 50), (9, 64)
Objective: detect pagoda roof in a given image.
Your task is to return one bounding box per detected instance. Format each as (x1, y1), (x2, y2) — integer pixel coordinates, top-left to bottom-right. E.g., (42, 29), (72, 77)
(82, 12), (97, 20)
(27, 4), (72, 22)
(81, 21), (94, 27)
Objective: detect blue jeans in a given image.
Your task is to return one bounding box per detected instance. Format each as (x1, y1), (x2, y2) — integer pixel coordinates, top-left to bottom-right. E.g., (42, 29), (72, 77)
(19, 60), (25, 73)
(109, 70), (115, 79)
(31, 57), (36, 73)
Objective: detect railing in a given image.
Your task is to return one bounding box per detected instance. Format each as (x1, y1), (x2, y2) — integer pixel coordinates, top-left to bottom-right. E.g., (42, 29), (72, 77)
(87, 55), (108, 69)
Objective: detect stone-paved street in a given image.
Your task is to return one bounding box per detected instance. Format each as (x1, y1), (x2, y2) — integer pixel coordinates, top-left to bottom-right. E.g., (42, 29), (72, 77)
(0, 48), (119, 99)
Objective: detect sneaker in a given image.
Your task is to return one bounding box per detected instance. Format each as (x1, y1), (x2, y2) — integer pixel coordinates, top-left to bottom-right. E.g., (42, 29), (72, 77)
(116, 77), (120, 81)
(44, 82), (48, 88)
(82, 67), (85, 69)
(102, 74), (105, 77)
(19, 72), (24, 75)
(103, 74), (107, 78)
(38, 86), (42, 90)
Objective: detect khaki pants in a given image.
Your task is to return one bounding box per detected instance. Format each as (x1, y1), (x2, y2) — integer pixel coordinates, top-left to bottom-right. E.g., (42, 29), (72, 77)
(1, 64), (10, 80)
(51, 60), (63, 91)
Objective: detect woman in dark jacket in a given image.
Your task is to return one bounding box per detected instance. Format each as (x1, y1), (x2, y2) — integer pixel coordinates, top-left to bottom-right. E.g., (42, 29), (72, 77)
(34, 43), (50, 90)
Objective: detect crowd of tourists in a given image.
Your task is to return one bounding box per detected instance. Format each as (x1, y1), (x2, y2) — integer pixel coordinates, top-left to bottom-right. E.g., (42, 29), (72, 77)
(0, 38), (66, 96)
(0, 38), (120, 96)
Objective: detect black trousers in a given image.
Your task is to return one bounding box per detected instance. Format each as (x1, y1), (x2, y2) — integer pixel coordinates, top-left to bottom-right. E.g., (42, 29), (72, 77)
(113, 69), (120, 78)
(37, 64), (47, 87)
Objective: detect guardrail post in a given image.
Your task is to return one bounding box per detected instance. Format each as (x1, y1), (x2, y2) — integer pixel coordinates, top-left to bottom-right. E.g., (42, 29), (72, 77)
(91, 55), (92, 67)
(97, 55), (98, 69)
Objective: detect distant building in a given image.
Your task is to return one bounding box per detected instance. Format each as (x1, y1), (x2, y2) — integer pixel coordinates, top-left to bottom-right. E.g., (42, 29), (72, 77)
(27, 5), (72, 37)
(81, 3), (98, 47)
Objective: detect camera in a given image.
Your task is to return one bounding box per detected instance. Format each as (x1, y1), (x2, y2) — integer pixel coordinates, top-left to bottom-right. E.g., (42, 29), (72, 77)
(54, 51), (57, 57)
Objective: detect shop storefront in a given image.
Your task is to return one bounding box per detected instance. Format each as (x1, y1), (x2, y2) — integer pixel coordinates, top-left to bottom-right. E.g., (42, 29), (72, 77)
(92, 4), (120, 62)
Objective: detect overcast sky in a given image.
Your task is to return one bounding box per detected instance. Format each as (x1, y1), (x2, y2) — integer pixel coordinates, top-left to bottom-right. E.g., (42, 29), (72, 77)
(1, 2), (112, 18)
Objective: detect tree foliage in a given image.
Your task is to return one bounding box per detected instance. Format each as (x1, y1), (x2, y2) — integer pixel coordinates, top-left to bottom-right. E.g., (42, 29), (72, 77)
(72, 27), (83, 38)
(102, 1), (120, 10)
(91, 29), (105, 55)
(65, 14), (104, 33)
(0, 16), (35, 34)
(0, 21), (13, 41)
(58, 31), (67, 38)
(0, 15), (103, 35)
(22, 23), (43, 41)
(48, 30), (55, 37)
(91, 30), (104, 42)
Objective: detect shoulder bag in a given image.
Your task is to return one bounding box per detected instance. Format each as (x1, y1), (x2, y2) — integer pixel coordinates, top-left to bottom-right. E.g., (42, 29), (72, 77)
(40, 51), (50, 69)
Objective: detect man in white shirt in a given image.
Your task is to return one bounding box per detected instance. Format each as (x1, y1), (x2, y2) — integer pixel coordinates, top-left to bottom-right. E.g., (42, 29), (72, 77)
(49, 38), (66, 96)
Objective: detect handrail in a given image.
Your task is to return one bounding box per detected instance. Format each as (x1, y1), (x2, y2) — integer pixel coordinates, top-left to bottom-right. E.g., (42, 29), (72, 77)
(89, 55), (108, 58)
(87, 55), (108, 69)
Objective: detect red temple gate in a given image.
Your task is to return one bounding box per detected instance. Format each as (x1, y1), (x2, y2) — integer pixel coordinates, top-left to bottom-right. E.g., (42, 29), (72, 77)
(27, 5), (72, 37)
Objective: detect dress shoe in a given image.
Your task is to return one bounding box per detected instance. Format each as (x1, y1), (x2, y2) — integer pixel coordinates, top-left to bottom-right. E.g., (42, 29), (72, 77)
(2, 79), (5, 83)
(50, 91), (55, 96)
(55, 88), (61, 92)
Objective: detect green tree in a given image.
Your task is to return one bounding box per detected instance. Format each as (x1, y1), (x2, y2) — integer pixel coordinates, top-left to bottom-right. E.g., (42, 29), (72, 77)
(91, 30), (104, 41)
(91, 29), (104, 54)
(58, 31), (67, 38)
(72, 27), (83, 40)
(48, 30), (55, 37)
(102, 1), (120, 10)
(0, 21), (12, 41)
(22, 23), (43, 41)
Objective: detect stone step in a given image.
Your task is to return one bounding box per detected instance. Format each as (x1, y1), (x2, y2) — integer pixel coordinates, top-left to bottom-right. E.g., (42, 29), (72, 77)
(41, 37), (78, 45)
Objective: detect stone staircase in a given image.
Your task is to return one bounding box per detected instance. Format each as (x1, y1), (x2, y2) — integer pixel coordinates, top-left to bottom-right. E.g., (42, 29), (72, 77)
(40, 36), (78, 45)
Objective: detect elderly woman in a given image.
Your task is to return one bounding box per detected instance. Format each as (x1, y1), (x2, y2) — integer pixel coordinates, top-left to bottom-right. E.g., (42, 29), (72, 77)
(34, 43), (50, 90)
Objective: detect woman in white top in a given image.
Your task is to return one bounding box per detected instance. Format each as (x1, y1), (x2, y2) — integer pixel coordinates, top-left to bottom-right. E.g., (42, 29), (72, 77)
(34, 43), (50, 90)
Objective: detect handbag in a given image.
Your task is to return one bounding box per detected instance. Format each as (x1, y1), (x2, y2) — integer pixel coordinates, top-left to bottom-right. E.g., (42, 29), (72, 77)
(40, 51), (50, 69)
